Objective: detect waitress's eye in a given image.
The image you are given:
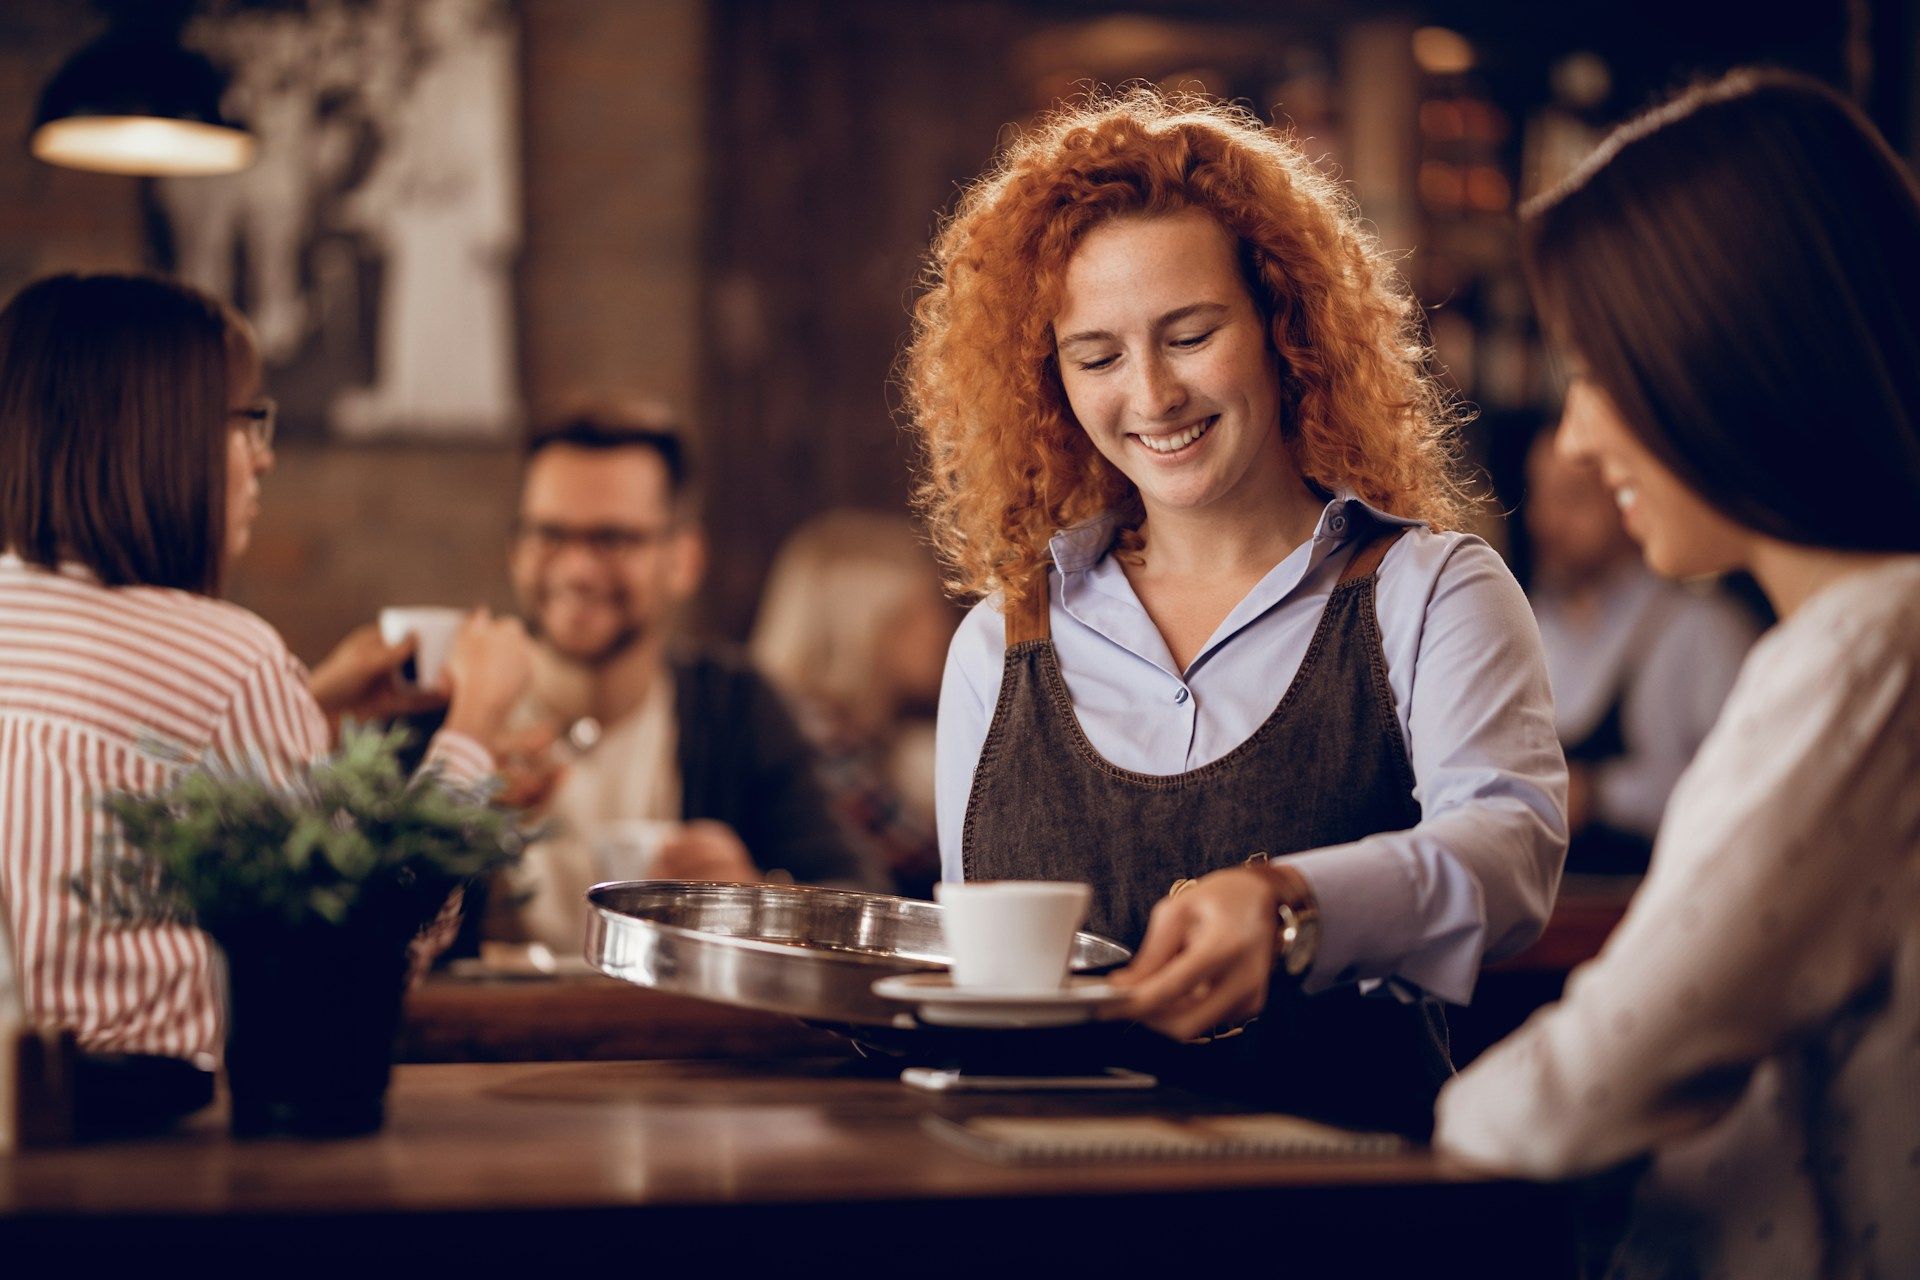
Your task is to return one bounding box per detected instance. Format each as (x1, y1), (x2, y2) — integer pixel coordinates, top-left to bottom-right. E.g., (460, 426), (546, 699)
(1170, 328), (1217, 350)
(1074, 353), (1119, 372)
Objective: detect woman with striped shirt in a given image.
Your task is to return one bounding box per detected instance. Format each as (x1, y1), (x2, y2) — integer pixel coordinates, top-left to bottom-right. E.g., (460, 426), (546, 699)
(0, 273), (529, 1094)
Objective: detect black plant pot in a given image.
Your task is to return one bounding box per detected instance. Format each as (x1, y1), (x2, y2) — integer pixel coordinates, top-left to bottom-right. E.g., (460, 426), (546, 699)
(217, 923), (414, 1138)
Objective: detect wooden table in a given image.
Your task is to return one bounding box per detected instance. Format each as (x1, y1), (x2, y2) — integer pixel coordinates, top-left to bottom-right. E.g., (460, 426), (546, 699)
(0, 1058), (1574, 1274)
(399, 974), (848, 1062)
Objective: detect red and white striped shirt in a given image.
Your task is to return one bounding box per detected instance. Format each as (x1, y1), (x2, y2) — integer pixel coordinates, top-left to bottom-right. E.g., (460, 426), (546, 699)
(0, 555), (492, 1066)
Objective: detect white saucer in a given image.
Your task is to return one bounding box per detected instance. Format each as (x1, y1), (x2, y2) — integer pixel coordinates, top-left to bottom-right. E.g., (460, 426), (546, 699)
(870, 972), (1125, 1029)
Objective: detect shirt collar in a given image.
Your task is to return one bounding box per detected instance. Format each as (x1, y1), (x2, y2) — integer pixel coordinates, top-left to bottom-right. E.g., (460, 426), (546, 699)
(0, 551), (100, 582)
(1047, 512), (1123, 575)
(1312, 489), (1425, 542)
(1046, 489), (1423, 577)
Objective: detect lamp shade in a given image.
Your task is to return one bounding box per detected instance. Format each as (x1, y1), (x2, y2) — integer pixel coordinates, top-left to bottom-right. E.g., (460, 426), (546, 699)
(29, 30), (254, 177)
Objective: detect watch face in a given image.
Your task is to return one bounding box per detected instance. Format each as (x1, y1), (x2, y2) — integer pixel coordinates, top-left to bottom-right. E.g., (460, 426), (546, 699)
(1275, 900), (1317, 978)
(1283, 917), (1319, 978)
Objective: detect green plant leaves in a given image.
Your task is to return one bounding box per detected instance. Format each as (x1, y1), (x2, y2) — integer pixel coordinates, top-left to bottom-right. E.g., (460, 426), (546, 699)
(75, 723), (528, 937)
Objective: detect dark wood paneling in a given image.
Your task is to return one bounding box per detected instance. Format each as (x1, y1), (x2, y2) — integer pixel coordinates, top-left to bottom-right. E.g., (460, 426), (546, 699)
(698, 0), (1027, 637)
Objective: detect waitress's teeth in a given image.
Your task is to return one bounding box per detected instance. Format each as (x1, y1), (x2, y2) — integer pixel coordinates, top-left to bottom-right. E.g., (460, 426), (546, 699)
(1138, 417), (1214, 453)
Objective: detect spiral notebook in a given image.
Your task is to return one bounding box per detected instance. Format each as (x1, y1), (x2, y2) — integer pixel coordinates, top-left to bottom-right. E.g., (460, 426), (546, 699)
(925, 1113), (1404, 1164)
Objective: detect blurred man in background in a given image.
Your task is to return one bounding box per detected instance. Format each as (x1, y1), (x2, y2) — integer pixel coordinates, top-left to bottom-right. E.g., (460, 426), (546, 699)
(1525, 428), (1758, 874)
(496, 410), (878, 950)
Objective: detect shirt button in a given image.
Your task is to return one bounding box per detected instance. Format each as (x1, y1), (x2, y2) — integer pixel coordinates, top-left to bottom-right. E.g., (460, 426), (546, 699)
(1328, 513), (1348, 534)
(1174, 687), (1190, 704)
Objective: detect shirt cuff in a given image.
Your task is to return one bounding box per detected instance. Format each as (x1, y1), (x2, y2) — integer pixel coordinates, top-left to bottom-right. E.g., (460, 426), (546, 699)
(1278, 840), (1484, 1006)
(423, 729), (495, 788)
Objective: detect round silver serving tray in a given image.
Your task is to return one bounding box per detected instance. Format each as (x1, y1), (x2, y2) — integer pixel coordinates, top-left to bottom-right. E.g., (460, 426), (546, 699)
(585, 881), (1131, 1027)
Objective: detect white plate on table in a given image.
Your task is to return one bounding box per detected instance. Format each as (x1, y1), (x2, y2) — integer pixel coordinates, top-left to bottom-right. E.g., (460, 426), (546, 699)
(870, 972), (1126, 1029)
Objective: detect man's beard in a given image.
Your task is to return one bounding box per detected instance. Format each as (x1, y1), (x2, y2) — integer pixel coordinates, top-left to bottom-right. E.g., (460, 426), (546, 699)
(527, 608), (649, 669)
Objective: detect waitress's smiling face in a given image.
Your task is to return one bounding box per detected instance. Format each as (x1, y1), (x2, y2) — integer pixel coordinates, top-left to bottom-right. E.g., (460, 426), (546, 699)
(1053, 209), (1289, 516)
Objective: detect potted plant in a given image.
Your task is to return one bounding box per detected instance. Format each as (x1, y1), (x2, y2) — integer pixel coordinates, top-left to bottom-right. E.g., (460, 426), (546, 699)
(77, 724), (525, 1137)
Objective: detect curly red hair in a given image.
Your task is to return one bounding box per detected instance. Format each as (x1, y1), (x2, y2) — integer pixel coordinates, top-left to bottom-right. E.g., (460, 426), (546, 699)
(903, 90), (1474, 603)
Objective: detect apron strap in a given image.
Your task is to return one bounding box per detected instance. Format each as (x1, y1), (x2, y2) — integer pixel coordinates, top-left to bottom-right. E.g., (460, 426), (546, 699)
(1004, 575), (1052, 646)
(1339, 526), (1408, 584)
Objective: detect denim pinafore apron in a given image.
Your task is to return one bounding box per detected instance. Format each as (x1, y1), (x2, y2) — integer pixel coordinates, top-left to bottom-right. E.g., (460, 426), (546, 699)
(961, 526), (1452, 1135)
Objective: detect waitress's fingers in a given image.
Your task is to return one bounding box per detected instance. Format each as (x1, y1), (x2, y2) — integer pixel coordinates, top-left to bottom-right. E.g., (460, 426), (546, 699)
(1115, 928), (1231, 1009)
(1136, 942), (1270, 1039)
(1116, 931), (1245, 1019)
(1150, 969), (1266, 1042)
(1110, 897), (1197, 985)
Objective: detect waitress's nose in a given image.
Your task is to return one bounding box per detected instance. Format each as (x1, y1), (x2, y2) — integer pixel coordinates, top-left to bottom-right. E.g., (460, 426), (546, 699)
(1130, 350), (1189, 424)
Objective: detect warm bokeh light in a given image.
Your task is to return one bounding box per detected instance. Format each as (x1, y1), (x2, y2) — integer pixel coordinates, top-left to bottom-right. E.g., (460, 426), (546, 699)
(1412, 27), (1475, 75)
(1552, 52), (1613, 107)
(29, 115), (255, 177)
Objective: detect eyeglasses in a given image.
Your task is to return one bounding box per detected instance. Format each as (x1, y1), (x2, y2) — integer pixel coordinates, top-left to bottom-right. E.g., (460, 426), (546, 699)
(229, 397), (277, 454)
(513, 520), (678, 558)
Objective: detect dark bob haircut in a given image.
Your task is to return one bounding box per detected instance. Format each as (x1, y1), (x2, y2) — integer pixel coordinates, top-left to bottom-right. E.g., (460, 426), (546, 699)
(0, 273), (245, 595)
(1521, 68), (1920, 552)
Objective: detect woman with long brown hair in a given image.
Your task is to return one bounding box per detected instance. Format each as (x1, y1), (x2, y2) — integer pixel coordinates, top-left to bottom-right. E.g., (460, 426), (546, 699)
(905, 92), (1567, 1133)
(0, 272), (529, 1105)
(1436, 71), (1920, 1276)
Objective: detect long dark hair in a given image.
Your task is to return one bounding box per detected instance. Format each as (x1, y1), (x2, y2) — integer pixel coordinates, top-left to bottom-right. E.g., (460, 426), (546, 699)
(1521, 69), (1920, 552)
(0, 273), (243, 595)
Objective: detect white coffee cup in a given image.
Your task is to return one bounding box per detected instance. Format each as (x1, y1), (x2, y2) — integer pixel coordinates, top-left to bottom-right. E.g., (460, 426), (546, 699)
(934, 880), (1092, 993)
(589, 819), (682, 881)
(377, 606), (465, 689)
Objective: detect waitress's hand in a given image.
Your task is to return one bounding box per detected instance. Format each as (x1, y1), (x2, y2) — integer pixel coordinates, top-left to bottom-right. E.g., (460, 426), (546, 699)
(1109, 862), (1306, 1042)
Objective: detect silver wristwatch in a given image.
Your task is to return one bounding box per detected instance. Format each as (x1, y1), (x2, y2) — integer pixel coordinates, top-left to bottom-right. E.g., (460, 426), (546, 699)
(1246, 851), (1321, 979)
(1274, 895), (1321, 978)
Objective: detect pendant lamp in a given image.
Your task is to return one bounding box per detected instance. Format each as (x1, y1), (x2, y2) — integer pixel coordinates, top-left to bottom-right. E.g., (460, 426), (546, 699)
(29, 19), (255, 178)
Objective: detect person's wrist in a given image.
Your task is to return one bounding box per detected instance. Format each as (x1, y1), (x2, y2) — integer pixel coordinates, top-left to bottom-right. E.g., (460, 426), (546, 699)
(442, 696), (512, 743)
(1246, 856), (1319, 976)
(307, 669), (356, 716)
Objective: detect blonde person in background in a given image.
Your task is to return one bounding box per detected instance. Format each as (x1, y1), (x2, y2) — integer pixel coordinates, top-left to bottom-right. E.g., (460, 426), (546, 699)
(749, 510), (955, 898)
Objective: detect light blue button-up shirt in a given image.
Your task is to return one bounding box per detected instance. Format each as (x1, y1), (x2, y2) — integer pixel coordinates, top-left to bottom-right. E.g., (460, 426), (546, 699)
(935, 494), (1569, 1005)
